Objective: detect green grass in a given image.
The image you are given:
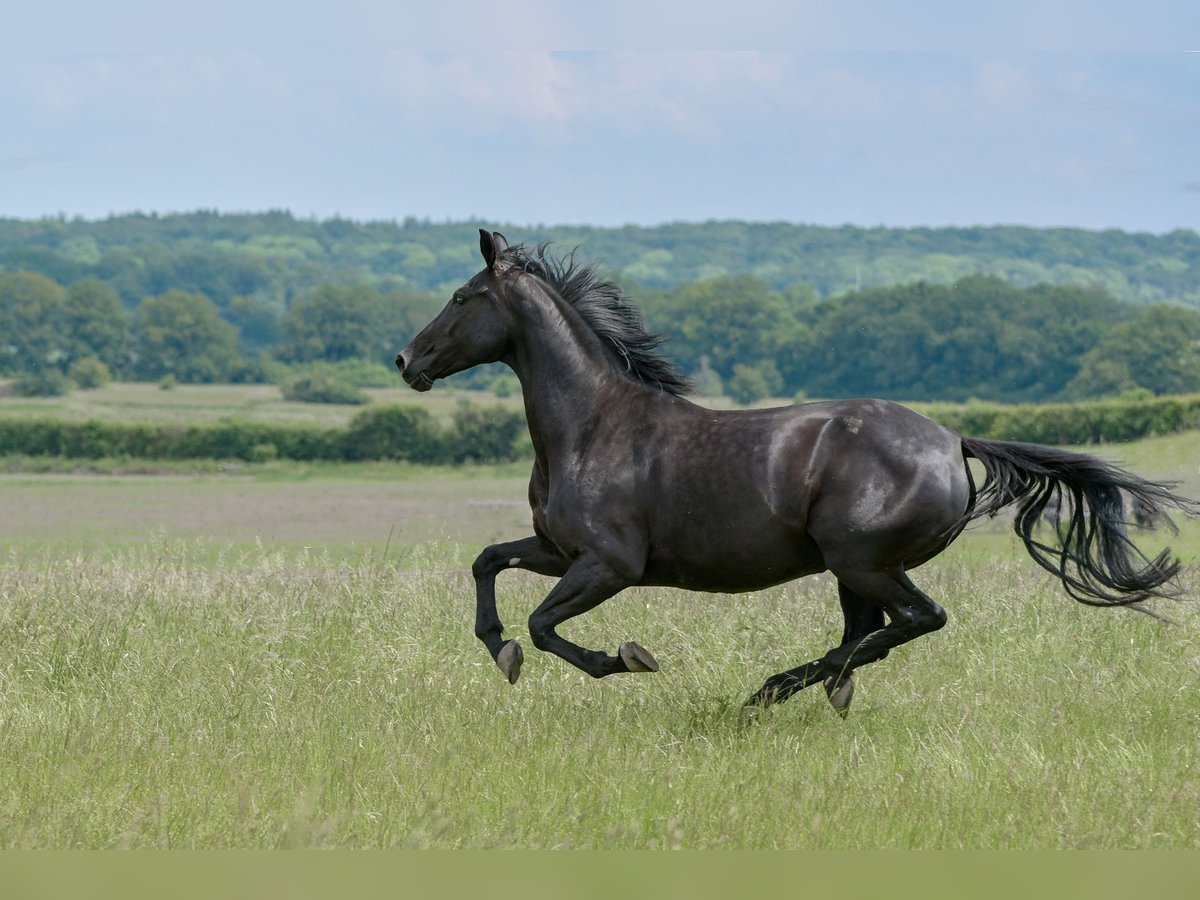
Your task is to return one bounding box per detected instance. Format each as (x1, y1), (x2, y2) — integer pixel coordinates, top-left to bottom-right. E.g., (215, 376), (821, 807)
(0, 543), (1197, 849)
(0, 380), (526, 428)
(0, 430), (1197, 848)
(0, 379), (761, 430)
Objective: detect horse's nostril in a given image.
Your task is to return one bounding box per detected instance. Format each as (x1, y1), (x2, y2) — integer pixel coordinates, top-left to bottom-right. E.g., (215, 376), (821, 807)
(395, 352), (407, 372)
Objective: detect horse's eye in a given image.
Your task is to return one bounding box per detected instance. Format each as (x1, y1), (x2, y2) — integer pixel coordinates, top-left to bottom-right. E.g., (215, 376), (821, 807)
(455, 286), (488, 305)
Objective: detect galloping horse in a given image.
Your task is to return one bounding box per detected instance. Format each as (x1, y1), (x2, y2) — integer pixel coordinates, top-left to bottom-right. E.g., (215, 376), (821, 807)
(397, 231), (1196, 716)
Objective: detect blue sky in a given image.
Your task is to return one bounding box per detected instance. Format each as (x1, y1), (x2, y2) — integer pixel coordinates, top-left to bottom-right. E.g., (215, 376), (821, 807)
(3, 3), (1198, 232)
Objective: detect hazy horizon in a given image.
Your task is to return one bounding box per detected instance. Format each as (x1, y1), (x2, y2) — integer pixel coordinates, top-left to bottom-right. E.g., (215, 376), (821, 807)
(6, 208), (1198, 239)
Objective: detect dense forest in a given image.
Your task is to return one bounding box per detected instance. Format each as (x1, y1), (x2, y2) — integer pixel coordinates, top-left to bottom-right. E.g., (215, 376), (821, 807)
(4, 211), (1200, 304)
(1, 212), (1199, 403)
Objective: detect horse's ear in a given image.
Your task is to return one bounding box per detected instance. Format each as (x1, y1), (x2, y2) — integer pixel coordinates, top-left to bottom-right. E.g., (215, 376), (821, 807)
(479, 229), (496, 269)
(479, 230), (510, 270)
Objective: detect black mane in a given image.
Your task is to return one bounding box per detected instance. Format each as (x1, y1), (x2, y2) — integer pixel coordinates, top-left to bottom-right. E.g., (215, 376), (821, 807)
(505, 243), (692, 397)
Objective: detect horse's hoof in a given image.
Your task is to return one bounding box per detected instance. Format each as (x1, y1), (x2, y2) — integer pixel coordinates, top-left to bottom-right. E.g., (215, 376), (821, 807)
(496, 640), (523, 685)
(619, 641), (659, 673)
(824, 675), (854, 717)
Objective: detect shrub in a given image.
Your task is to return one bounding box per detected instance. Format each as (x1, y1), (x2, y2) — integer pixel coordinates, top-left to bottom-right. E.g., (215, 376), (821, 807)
(449, 401), (525, 463)
(14, 369), (72, 397)
(0, 397), (1197, 466)
(249, 442), (278, 463)
(343, 405), (446, 462)
(917, 394), (1200, 444)
(68, 356), (112, 390)
(282, 372), (368, 405)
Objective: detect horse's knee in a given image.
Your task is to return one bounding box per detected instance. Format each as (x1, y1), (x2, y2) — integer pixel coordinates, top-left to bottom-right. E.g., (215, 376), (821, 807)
(471, 546), (505, 581)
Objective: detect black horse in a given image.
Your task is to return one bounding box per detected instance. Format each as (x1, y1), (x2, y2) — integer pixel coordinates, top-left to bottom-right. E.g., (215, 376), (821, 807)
(397, 231), (1197, 716)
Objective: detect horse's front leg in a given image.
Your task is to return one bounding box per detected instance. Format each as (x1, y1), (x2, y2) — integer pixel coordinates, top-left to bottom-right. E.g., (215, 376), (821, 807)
(527, 552), (658, 679)
(472, 536), (568, 684)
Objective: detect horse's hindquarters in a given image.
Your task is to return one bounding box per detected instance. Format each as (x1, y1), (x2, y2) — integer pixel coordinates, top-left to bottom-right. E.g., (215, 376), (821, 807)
(805, 412), (972, 572)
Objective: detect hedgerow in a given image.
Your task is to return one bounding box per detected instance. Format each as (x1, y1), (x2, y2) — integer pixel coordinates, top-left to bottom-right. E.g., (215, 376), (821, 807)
(0, 403), (526, 465)
(0, 394), (1196, 465)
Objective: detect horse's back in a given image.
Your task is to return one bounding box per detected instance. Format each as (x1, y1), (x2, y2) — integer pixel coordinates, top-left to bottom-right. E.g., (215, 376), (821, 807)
(637, 396), (970, 589)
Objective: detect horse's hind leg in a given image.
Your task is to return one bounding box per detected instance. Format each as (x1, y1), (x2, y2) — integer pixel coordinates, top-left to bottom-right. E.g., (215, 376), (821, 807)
(824, 569), (946, 675)
(823, 582), (887, 715)
(743, 569), (945, 715)
(741, 581), (881, 717)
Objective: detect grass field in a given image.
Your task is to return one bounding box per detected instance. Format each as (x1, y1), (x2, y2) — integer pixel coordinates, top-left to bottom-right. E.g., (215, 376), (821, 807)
(0, 379), (758, 429)
(0, 411), (1198, 847)
(0, 379), (525, 428)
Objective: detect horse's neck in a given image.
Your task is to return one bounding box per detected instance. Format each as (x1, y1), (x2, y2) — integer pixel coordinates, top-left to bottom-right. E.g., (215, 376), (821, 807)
(504, 290), (627, 468)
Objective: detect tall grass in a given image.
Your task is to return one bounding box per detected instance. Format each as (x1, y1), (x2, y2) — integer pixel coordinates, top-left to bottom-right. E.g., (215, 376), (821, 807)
(1, 540), (1196, 848)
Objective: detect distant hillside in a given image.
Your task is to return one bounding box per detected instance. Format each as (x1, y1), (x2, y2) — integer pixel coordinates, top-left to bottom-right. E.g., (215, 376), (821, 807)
(3, 212), (1199, 404)
(1, 212), (1198, 309)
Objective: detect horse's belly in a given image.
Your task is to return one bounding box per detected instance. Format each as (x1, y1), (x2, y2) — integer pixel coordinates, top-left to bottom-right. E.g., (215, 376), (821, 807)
(641, 528), (826, 593)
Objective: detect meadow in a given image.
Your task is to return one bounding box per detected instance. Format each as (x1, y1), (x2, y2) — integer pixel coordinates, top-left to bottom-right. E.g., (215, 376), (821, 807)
(0, 387), (1198, 848)
(0, 380), (523, 428)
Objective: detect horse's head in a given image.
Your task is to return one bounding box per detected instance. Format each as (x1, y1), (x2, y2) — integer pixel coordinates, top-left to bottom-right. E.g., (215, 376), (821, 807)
(396, 230), (518, 391)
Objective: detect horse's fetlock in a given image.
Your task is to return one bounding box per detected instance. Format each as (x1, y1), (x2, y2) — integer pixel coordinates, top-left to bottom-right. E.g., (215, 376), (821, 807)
(527, 615), (552, 650)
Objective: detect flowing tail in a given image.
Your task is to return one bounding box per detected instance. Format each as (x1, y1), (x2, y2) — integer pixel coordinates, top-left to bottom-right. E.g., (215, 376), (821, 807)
(959, 436), (1198, 606)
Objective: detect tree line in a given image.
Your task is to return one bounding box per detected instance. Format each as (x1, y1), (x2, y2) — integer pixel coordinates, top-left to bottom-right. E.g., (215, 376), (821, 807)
(0, 270), (440, 391)
(635, 274), (1200, 402)
(3, 211), (1200, 402)
(3, 211), (1199, 308)
(3, 263), (1198, 403)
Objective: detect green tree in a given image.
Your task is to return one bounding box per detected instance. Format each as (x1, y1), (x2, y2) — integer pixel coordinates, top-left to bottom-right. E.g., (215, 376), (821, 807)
(690, 356), (724, 397)
(130, 290), (242, 383)
(0, 271), (70, 375)
(279, 284), (388, 364)
(227, 293), (283, 355)
(647, 276), (800, 383)
(383, 286), (442, 356)
(65, 278), (128, 372)
(727, 361), (783, 405)
(791, 277), (1124, 402)
(1067, 305), (1200, 398)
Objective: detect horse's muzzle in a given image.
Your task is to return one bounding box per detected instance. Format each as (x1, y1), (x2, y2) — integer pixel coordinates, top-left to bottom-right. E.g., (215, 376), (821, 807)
(395, 350), (433, 392)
